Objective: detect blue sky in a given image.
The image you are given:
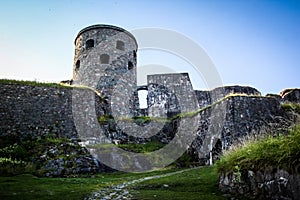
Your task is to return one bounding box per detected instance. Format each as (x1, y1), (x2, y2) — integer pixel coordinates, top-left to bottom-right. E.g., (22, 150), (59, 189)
(0, 0), (299, 94)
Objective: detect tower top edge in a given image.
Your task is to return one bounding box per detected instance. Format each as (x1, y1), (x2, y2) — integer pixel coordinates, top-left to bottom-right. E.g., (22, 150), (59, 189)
(74, 24), (138, 47)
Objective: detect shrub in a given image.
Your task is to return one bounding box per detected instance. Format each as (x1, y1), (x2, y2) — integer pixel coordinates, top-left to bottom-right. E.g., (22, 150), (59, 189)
(0, 158), (36, 176)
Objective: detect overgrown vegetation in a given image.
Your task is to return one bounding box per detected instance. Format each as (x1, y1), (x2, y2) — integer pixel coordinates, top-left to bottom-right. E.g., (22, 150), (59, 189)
(215, 124), (300, 173)
(132, 116), (152, 125)
(98, 115), (171, 124)
(282, 102), (300, 114)
(98, 115), (114, 124)
(0, 79), (69, 88)
(0, 134), (84, 176)
(118, 140), (165, 153)
(0, 79), (96, 91)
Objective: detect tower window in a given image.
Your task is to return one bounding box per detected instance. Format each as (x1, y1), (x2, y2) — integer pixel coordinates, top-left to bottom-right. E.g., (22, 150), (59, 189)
(86, 39), (94, 49)
(133, 50), (137, 58)
(116, 40), (125, 50)
(75, 60), (80, 70)
(128, 61), (133, 70)
(100, 54), (110, 64)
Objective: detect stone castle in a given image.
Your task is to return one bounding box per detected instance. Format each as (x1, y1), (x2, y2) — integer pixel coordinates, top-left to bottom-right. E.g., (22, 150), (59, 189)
(0, 24), (299, 168)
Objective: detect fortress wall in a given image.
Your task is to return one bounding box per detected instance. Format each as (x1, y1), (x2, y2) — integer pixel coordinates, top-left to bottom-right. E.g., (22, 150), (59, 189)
(0, 81), (293, 164)
(147, 73), (197, 117)
(0, 83), (77, 139)
(0, 82), (108, 140)
(195, 85), (261, 109)
(192, 95), (290, 164)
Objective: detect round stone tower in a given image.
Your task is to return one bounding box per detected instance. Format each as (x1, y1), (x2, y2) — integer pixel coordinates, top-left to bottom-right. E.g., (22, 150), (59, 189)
(72, 24), (138, 98)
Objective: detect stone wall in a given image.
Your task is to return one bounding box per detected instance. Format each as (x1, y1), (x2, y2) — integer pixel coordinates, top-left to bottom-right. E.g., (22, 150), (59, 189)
(0, 82), (109, 140)
(281, 88), (300, 103)
(219, 166), (300, 199)
(0, 82), (77, 139)
(0, 82), (113, 176)
(0, 80), (296, 169)
(190, 95), (291, 164)
(195, 85), (261, 108)
(147, 73), (198, 117)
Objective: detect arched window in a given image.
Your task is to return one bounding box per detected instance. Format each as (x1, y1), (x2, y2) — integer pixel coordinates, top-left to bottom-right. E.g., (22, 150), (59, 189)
(128, 61), (133, 70)
(100, 54), (110, 64)
(75, 60), (80, 70)
(86, 39), (94, 49)
(116, 40), (125, 50)
(133, 50), (137, 58)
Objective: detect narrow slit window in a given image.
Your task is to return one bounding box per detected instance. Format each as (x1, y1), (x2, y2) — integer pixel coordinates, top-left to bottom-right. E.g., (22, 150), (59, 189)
(100, 54), (110, 64)
(133, 50), (137, 58)
(128, 61), (133, 70)
(75, 60), (80, 70)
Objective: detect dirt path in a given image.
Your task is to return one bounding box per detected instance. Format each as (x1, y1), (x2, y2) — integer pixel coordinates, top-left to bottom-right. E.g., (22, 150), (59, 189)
(85, 167), (199, 200)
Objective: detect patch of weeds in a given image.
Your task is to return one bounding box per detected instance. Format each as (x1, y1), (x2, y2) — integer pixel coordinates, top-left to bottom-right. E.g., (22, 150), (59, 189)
(0, 79), (70, 88)
(0, 145), (29, 162)
(132, 116), (152, 125)
(233, 165), (242, 183)
(0, 134), (88, 176)
(46, 137), (69, 145)
(98, 115), (114, 124)
(118, 140), (165, 153)
(282, 103), (300, 114)
(0, 158), (36, 176)
(216, 124), (300, 173)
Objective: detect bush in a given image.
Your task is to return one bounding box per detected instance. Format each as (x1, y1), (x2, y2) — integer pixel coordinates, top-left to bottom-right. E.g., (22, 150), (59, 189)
(0, 158), (36, 176)
(0, 145), (29, 161)
(0, 134), (73, 176)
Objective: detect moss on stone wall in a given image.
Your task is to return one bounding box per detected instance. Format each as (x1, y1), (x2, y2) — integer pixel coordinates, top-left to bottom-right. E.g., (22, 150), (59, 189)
(0, 79), (70, 88)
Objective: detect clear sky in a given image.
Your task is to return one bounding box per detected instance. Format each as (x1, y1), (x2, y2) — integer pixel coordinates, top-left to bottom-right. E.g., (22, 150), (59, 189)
(0, 0), (299, 94)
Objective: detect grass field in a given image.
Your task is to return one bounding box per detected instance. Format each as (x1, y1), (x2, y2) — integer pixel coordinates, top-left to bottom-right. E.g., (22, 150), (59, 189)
(129, 167), (226, 200)
(0, 167), (228, 200)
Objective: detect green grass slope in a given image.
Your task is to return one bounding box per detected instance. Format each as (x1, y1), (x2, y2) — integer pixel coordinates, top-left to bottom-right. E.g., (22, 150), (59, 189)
(216, 124), (300, 173)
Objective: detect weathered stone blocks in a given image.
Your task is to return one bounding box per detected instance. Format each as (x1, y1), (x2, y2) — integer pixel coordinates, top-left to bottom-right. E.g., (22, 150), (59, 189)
(219, 166), (300, 199)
